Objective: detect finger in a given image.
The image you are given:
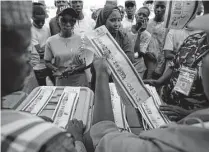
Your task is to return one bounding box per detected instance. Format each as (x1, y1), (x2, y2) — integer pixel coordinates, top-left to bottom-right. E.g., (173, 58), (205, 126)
(168, 116), (179, 121)
(159, 105), (173, 111)
(162, 111), (178, 116)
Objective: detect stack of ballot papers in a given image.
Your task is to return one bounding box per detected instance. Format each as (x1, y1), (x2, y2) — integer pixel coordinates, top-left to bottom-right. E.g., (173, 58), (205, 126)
(109, 83), (130, 132)
(138, 85), (170, 129)
(86, 26), (150, 108)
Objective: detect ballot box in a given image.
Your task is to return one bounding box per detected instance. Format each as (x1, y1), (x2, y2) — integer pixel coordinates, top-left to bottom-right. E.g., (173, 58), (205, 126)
(16, 85), (130, 133)
(16, 86), (94, 133)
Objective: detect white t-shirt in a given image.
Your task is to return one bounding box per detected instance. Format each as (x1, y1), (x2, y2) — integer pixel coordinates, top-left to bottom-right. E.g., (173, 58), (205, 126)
(74, 14), (95, 36)
(31, 24), (51, 48)
(163, 28), (202, 53)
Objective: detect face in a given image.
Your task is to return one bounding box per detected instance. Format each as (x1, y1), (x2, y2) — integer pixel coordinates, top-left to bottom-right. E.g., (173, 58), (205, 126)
(33, 18), (45, 29)
(105, 10), (122, 34)
(154, 1), (166, 19)
(59, 14), (76, 34)
(119, 6), (125, 20)
(135, 8), (149, 23)
(125, 3), (136, 17)
(2, 29), (32, 96)
(71, 1), (83, 13)
(56, 0), (68, 8)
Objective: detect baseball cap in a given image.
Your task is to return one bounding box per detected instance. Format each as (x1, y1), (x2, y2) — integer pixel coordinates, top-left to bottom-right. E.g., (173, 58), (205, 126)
(125, 0), (136, 7)
(58, 5), (78, 18)
(188, 15), (209, 33)
(32, 3), (47, 19)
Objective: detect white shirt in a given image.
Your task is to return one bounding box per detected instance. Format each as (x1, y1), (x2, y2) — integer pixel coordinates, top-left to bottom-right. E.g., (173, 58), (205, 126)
(121, 16), (136, 33)
(31, 24), (51, 48)
(74, 14), (95, 36)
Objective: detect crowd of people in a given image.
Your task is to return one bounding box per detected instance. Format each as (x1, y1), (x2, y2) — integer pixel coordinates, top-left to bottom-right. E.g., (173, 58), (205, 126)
(1, 0), (209, 152)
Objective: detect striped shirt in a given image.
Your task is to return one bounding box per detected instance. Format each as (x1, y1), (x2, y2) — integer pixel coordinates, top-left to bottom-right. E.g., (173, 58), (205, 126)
(1, 110), (86, 152)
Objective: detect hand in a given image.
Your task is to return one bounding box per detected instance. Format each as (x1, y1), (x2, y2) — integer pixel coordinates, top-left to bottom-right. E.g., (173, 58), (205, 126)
(93, 57), (111, 76)
(143, 79), (161, 87)
(53, 69), (63, 78)
(136, 19), (148, 33)
(160, 105), (191, 121)
(67, 119), (85, 142)
(62, 66), (75, 77)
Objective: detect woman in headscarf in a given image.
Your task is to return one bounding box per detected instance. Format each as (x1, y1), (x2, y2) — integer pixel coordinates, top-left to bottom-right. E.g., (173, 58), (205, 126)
(91, 5), (135, 91)
(95, 5), (134, 62)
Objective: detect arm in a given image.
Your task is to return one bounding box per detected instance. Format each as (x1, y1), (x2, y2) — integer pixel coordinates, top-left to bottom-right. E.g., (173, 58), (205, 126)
(45, 60), (58, 72)
(157, 66), (173, 85)
(92, 58), (114, 125)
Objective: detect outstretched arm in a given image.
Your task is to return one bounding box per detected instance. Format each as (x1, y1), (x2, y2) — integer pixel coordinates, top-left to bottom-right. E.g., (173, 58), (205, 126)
(92, 58), (114, 125)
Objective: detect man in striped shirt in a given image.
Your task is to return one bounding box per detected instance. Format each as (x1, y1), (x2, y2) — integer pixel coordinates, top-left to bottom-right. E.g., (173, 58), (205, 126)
(1, 1), (86, 152)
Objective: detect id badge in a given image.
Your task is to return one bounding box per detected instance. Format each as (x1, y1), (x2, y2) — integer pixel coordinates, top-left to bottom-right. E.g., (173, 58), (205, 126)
(174, 66), (197, 96)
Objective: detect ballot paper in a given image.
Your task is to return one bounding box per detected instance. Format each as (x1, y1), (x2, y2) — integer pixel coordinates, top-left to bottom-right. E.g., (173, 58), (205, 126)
(53, 87), (80, 129)
(86, 26), (150, 108)
(138, 85), (170, 129)
(109, 83), (130, 131)
(23, 86), (55, 115)
(164, 1), (198, 29)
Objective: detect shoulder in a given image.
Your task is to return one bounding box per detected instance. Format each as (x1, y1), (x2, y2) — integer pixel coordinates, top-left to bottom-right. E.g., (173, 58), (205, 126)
(46, 34), (59, 43)
(142, 30), (151, 38)
(50, 17), (57, 23)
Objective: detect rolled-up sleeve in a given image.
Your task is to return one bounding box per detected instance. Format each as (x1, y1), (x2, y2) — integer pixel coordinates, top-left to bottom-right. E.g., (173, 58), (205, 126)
(90, 121), (155, 152)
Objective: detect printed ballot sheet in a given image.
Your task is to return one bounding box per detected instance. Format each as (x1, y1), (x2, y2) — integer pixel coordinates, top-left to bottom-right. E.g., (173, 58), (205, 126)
(164, 1), (198, 29)
(53, 87), (80, 129)
(23, 86), (56, 115)
(109, 83), (130, 131)
(138, 85), (170, 129)
(86, 26), (150, 108)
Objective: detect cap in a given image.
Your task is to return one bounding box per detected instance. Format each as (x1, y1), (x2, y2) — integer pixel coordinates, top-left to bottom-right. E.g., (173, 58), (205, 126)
(33, 3), (47, 19)
(58, 5), (78, 18)
(188, 14), (209, 33)
(125, 0), (136, 6)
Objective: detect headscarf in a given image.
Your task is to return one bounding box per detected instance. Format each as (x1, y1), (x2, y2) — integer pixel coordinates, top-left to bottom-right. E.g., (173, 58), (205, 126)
(95, 5), (120, 29)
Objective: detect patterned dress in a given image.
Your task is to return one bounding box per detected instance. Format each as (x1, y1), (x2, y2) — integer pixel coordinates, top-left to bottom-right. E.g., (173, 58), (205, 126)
(161, 32), (209, 110)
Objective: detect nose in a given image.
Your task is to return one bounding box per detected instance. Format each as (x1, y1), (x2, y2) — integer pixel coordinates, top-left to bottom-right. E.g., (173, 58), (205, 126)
(156, 7), (162, 12)
(114, 20), (120, 28)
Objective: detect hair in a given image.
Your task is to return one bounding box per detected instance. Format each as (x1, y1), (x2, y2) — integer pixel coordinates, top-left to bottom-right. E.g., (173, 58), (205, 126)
(139, 6), (151, 17)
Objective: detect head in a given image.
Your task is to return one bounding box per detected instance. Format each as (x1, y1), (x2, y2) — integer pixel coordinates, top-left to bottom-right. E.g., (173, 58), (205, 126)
(105, 8), (121, 34)
(32, 3), (47, 29)
(135, 7), (150, 24)
(154, 1), (166, 21)
(2, 1), (32, 97)
(58, 6), (78, 37)
(118, 5), (125, 20)
(189, 1), (209, 100)
(71, 0), (83, 14)
(125, 0), (136, 18)
(55, 0), (68, 8)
